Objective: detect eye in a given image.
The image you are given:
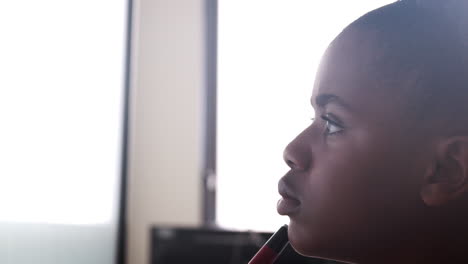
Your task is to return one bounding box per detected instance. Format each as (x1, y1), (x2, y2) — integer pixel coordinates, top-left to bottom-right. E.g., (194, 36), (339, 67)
(320, 114), (344, 135)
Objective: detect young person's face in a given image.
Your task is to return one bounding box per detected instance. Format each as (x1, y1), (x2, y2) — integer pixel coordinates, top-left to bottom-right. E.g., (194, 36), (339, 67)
(278, 28), (432, 262)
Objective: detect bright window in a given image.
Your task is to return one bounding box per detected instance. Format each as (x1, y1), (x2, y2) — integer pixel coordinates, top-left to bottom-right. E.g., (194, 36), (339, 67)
(0, 1), (127, 263)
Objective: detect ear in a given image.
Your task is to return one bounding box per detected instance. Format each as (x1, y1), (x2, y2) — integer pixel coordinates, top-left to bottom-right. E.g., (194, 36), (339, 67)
(421, 137), (468, 206)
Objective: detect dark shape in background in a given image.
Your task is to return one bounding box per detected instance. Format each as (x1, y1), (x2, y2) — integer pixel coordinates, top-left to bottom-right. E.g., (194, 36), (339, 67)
(151, 226), (343, 264)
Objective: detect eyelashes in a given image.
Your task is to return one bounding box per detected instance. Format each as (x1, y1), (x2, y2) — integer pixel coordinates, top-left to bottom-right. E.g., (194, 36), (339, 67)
(310, 113), (345, 135)
(320, 114), (344, 135)
(309, 114), (345, 136)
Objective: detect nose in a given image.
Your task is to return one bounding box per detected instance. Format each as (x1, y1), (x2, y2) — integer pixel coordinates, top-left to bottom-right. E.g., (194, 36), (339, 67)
(283, 131), (312, 171)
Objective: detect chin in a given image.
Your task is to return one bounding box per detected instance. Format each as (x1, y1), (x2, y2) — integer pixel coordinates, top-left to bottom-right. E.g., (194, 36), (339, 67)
(288, 221), (350, 263)
(288, 239), (312, 257)
(290, 240), (357, 264)
(287, 221), (319, 257)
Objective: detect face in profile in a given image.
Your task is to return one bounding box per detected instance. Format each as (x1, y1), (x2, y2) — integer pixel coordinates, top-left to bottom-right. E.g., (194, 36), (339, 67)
(277, 27), (433, 263)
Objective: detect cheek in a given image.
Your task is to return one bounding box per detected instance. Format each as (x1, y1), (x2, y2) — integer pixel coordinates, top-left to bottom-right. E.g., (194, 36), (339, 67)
(319, 136), (414, 212)
(304, 151), (377, 225)
(288, 148), (371, 252)
(290, 135), (417, 255)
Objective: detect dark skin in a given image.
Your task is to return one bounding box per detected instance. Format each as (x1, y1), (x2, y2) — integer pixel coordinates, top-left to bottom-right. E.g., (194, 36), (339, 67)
(277, 25), (468, 264)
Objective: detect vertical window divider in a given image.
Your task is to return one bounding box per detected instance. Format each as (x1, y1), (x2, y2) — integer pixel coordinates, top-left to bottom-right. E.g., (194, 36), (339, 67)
(203, 0), (218, 227)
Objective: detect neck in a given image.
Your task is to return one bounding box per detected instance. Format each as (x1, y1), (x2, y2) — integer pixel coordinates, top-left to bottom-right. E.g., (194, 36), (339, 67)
(360, 213), (468, 264)
(376, 241), (468, 264)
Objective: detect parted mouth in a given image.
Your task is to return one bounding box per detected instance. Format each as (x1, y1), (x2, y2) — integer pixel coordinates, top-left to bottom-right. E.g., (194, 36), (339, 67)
(278, 178), (300, 202)
(277, 176), (301, 216)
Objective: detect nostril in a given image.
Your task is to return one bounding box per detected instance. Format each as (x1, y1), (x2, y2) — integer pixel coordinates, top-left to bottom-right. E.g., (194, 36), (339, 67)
(283, 141), (310, 171)
(285, 159), (296, 169)
(284, 148), (300, 170)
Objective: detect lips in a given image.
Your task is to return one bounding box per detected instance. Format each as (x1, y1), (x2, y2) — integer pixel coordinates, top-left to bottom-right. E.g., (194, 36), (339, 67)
(277, 178), (301, 215)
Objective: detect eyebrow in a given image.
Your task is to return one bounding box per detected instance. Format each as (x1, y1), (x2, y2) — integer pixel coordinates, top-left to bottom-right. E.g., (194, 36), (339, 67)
(312, 93), (351, 110)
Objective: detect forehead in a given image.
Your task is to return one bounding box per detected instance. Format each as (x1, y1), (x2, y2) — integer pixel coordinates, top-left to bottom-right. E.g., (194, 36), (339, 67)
(312, 27), (409, 118)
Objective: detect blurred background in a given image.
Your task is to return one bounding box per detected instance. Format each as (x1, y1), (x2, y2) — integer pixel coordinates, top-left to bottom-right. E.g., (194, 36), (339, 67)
(0, 1), (394, 264)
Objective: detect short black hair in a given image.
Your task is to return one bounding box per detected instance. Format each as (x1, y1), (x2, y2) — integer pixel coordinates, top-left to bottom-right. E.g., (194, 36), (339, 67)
(341, 0), (468, 133)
